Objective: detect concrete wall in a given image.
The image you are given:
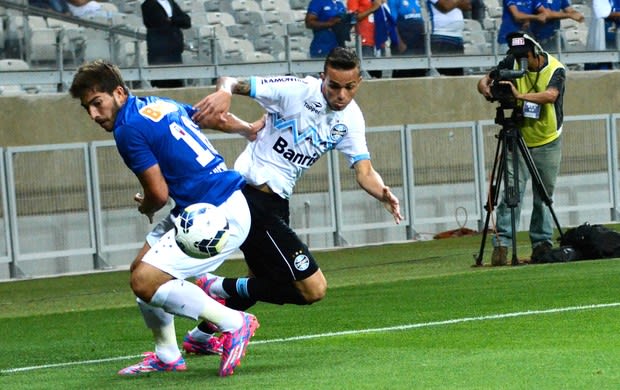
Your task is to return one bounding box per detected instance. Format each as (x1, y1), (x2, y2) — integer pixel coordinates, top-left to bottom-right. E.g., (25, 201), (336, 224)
(1, 70), (619, 147)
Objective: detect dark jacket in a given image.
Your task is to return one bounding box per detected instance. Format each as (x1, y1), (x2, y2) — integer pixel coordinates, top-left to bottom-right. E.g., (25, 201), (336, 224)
(141, 0), (191, 64)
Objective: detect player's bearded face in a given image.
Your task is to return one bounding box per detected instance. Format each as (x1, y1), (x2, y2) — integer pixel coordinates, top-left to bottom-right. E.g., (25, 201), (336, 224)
(321, 67), (362, 111)
(81, 87), (125, 132)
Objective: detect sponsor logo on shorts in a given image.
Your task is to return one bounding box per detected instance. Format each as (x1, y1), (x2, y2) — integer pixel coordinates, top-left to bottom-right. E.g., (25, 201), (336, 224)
(293, 253), (310, 271)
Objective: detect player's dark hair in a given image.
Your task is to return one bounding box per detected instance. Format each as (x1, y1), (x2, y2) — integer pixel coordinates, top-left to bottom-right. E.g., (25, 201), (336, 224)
(324, 47), (360, 73)
(69, 59), (128, 99)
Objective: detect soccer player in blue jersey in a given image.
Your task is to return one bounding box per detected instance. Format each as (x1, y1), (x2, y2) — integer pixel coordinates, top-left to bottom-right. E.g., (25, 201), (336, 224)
(69, 60), (259, 377)
(182, 47), (404, 354)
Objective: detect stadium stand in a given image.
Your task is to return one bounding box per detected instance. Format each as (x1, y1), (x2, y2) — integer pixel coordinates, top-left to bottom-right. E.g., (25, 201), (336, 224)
(0, 0), (616, 93)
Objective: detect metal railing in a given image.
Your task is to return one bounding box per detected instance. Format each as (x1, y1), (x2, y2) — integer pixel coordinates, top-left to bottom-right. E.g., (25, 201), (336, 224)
(1, 114), (619, 280)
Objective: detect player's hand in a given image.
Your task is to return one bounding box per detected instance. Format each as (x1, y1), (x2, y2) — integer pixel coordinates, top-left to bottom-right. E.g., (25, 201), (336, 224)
(134, 192), (154, 224)
(243, 114), (267, 141)
(192, 89), (233, 126)
(382, 187), (404, 224)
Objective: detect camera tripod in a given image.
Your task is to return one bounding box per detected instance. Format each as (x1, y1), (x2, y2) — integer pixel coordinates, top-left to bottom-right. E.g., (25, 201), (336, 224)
(475, 104), (564, 266)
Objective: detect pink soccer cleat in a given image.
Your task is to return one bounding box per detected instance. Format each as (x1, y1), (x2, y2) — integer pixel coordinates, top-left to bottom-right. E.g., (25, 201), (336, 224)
(219, 313), (259, 377)
(117, 352), (186, 375)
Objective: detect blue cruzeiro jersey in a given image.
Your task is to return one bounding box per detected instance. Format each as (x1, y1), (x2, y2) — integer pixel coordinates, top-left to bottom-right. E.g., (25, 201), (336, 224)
(498, 0), (543, 44)
(113, 94), (245, 214)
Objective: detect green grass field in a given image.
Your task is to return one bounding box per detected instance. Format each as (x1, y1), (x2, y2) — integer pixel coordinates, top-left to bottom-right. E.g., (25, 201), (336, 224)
(1, 232), (620, 389)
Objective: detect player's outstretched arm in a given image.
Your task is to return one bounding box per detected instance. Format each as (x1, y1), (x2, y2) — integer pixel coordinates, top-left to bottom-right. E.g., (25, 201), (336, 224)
(199, 112), (266, 141)
(192, 77), (251, 124)
(354, 160), (404, 224)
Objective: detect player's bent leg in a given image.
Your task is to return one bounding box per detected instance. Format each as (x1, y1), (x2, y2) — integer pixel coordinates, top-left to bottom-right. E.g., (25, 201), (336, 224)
(119, 299), (185, 375)
(129, 261), (174, 302)
(294, 269), (327, 304)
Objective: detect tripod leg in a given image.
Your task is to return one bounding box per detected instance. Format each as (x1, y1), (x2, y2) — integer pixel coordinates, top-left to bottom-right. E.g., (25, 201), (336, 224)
(505, 131), (521, 266)
(475, 133), (505, 266)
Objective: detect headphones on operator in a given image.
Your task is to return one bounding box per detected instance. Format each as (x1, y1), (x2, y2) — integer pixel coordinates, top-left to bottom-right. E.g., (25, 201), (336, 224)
(507, 31), (544, 58)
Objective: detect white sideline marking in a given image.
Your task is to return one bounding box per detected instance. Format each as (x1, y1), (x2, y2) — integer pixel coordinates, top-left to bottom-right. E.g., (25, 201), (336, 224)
(2, 302), (619, 374)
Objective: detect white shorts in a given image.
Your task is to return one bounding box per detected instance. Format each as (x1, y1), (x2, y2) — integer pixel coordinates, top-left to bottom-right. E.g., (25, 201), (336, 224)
(141, 190), (250, 280)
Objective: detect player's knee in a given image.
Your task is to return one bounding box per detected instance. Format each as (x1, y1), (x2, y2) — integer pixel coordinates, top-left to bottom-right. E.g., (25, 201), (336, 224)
(298, 276), (327, 304)
(129, 264), (158, 302)
(301, 284), (327, 304)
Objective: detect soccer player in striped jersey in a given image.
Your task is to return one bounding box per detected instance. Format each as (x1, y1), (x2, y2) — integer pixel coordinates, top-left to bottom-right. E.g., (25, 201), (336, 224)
(183, 47), (403, 353)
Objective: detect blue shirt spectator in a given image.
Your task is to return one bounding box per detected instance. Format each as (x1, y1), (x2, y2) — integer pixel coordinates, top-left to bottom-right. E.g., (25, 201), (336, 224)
(388, 0), (427, 77)
(497, 0), (547, 45)
(605, 0), (620, 45)
(531, 0), (584, 50)
(305, 0), (348, 57)
(29, 0), (70, 14)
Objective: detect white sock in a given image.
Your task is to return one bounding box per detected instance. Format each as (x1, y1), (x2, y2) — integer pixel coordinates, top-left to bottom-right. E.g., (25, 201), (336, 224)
(150, 279), (207, 320)
(205, 273), (230, 298)
(188, 327), (214, 341)
(152, 322), (181, 363)
(150, 279), (242, 332)
(200, 303), (243, 332)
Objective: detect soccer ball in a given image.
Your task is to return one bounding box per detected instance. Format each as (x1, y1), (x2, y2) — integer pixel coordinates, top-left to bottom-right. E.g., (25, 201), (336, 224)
(174, 203), (230, 259)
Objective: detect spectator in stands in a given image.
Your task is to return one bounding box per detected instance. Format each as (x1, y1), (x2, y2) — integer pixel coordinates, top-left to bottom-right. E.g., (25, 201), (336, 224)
(585, 0), (619, 70)
(427, 0), (472, 75)
(530, 0), (584, 51)
(388, 0), (427, 77)
(464, 0), (486, 23)
(585, 0), (620, 70)
(141, 0), (191, 88)
(497, 0), (549, 53)
(347, 0), (386, 78)
(29, 0), (71, 15)
(305, 0), (349, 58)
(66, 0), (111, 19)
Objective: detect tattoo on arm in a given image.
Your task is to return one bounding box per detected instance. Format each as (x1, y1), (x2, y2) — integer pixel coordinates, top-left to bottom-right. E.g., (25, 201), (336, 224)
(233, 80), (251, 95)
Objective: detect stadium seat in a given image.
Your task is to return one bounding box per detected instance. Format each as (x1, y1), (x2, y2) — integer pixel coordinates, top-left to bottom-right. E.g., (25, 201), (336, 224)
(204, 12), (237, 27)
(258, 23), (285, 38)
(230, 0), (262, 12)
(215, 36), (269, 64)
(288, 36), (311, 53)
(27, 27), (59, 64)
(289, 0), (310, 11)
(260, 0), (292, 11)
(235, 10), (266, 25)
(243, 51), (276, 62)
(463, 30), (492, 54)
(277, 49), (309, 60)
(487, 6), (503, 18)
(226, 24), (252, 39)
(45, 19), (87, 66)
(110, 13), (143, 29)
(0, 58), (29, 70)
(571, 4), (591, 19)
(560, 19), (581, 31)
(563, 29), (587, 46)
(204, 0), (223, 12)
(463, 18), (483, 32)
(0, 59), (31, 95)
(82, 28), (113, 63)
(252, 36), (286, 57)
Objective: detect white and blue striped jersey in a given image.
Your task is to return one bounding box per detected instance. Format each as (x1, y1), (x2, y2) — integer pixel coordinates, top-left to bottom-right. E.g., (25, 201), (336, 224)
(235, 75), (370, 200)
(114, 94), (245, 214)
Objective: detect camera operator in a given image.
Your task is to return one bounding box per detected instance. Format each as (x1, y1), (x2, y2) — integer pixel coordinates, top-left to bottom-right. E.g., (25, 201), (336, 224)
(476, 32), (566, 266)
